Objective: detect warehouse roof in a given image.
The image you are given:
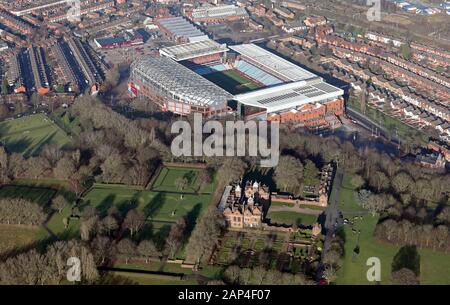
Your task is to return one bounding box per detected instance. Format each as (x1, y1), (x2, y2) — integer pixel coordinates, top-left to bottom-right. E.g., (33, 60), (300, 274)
(191, 5), (248, 19)
(157, 17), (208, 41)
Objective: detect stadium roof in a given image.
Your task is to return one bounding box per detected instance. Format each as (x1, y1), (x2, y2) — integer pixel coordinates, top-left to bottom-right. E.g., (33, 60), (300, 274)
(131, 56), (233, 107)
(159, 39), (228, 61)
(234, 77), (344, 113)
(191, 5), (249, 20)
(229, 44), (317, 82)
(157, 17), (209, 42)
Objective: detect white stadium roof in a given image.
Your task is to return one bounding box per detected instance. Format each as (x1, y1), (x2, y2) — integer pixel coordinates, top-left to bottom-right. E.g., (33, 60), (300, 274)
(159, 39), (228, 61)
(234, 77), (344, 113)
(229, 44), (317, 82)
(131, 56), (232, 107)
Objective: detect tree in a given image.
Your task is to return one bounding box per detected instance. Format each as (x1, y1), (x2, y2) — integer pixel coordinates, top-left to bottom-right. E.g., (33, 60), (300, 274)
(400, 44), (412, 60)
(217, 158), (247, 185)
(239, 268), (252, 285)
(350, 174), (365, 189)
(391, 268), (419, 285)
(391, 172), (413, 194)
(392, 245), (420, 276)
(53, 157), (76, 180)
(91, 236), (114, 265)
(185, 207), (225, 264)
(117, 238), (136, 264)
(274, 155), (304, 195)
(102, 215), (118, 235)
(224, 265), (241, 284)
(137, 240), (160, 263)
(323, 266), (337, 283)
(1, 78), (8, 95)
(174, 177), (189, 192)
(51, 195), (67, 214)
(165, 218), (187, 258)
(251, 266), (266, 285)
(0, 198), (46, 225)
(62, 217), (69, 229)
(80, 216), (98, 241)
(123, 209), (146, 236)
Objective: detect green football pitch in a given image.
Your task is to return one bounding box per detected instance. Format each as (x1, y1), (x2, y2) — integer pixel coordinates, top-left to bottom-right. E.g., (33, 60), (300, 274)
(203, 69), (261, 94)
(0, 113), (71, 157)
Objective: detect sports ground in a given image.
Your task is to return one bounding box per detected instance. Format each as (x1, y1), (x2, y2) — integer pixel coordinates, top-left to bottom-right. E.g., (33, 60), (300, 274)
(335, 175), (450, 285)
(0, 113), (71, 157)
(203, 69), (261, 95)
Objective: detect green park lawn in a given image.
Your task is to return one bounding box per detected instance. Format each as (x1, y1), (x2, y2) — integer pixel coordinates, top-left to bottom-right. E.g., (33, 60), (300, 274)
(0, 185), (57, 207)
(336, 174), (450, 285)
(0, 113), (71, 157)
(150, 166), (215, 194)
(0, 224), (41, 255)
(102, 271), (197, 285)
(267, 211), (318, 226)
(0, 184), (78, 241)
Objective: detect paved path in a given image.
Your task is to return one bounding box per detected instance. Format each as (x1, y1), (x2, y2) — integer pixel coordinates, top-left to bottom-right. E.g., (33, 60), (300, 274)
(317, 168), (344, 282)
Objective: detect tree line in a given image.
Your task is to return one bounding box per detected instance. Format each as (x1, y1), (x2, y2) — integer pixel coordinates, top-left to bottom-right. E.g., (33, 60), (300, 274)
(0, 198), (47, 226)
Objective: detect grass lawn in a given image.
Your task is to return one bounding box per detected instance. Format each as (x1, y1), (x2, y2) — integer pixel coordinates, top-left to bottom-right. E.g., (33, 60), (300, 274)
(0, 185), (57, 207)
(83, 185), (211, 223)
(114, 261), (194, 275)
(0, 224), (41, 255)
(103, 271), (197, 285)
(0, 184), (78, 240)
(151, 166), (215, 194)
(339, 175), (365, 214)
(336, 174), (450, 285)
(0, 113), (71, 157)
(203, 69), (261, 94)
(82, 184), (212, 250)
(271, 201), (325, 211)
(268, 211), (318, 226)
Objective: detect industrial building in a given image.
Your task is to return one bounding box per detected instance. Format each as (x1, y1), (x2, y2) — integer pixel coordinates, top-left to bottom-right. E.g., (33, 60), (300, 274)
(94, 30), (144, 49)
(186, 4), (249, 24)
(155, 16), (209, 43)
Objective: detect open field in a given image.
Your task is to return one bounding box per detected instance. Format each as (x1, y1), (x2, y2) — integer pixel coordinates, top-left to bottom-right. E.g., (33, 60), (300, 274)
(336, 174), (450, 285)
(102, 271), (197, 285)
(267, 211), (318, 226)
(203, 69), (261, 94)
(82, 182), (212, 247)
(0, 184), (78, 240)
(0, 224), (40, 255)
(213, 230), (291, 269)
(0, 185), (56, 207)
(0, 113), (71, 157)
(83, 185), (211, 223)
(151, 166), (215, 193)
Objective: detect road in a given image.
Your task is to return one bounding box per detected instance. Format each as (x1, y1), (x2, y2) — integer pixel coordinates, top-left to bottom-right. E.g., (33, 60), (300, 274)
(317, 168), (344, 282)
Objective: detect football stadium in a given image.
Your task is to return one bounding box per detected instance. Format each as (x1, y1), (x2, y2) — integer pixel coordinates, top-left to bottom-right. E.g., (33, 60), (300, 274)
(129, 39), (344, 127)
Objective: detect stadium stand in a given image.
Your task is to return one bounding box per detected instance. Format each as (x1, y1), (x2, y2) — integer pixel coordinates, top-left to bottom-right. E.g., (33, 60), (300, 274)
(234, 60), (283, 86)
